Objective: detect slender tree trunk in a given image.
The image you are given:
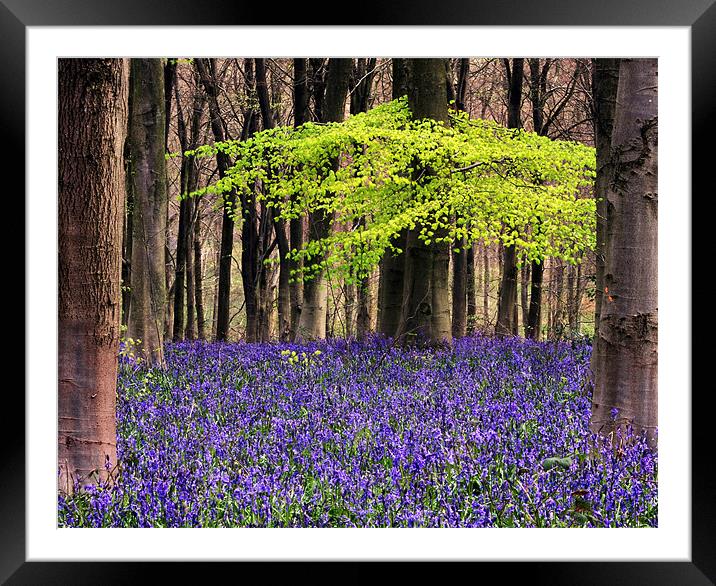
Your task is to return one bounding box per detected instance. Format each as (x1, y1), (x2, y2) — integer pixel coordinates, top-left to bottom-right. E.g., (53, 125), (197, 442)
(194, 203), (206, 339)
(58, 58), (129, 495)
(289, 59), (309, 339)
(482, 244), (490, 330)
(526, 260), (544, 340)
(496, 58), (524, 337)
(121, 137), (133, 327)
(552, 260), (564, 339)
(590, 59), (658, 448)
(356, 276), (371, 339)
(296, 58), (352, 341)
(256, 58), (291, 341)
(466, 242), (476, 334)
(520, 259), (530, 337)
(451, 239), (467, 338)
(127, 58), (168, 367)
(196, 58), (237, 342)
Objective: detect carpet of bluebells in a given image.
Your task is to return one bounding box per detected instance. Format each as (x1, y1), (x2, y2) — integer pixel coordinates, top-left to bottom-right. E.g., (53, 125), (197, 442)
(58, 335), (657, 528)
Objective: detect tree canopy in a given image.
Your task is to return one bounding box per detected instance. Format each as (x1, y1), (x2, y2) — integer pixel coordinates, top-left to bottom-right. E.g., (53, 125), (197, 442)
(182, 97), (596, 284)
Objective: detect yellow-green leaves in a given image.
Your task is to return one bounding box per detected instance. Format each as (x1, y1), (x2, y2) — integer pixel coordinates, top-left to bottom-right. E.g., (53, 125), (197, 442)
(186, 97), (596, 282)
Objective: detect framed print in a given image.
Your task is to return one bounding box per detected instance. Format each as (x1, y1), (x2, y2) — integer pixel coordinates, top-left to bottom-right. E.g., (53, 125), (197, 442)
(8, 0), (713, 582)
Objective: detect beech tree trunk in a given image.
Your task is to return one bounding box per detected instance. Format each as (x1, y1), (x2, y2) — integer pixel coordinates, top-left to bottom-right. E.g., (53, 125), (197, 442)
(377, 59), (410, 338)
(496, 58), (524, 337)
(590, 58), (658, 448)
(451, 239), (467, 338)
(526, 260), (544, 340)
(466, 243), (477, 334)
(127, 58), (168, 367)
(591, 58), (620, 337)
(196, 58), (237, 341)
(396, 59), (452, 346)
(296, 58), (352, 341)
(58, 58), (129, 495)
(194, 203), (206, 339)
(289, 59), (309, 339)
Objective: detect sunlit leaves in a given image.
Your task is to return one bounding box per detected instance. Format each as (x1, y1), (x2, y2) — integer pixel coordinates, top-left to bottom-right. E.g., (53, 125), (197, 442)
(183, 97), (596, 282)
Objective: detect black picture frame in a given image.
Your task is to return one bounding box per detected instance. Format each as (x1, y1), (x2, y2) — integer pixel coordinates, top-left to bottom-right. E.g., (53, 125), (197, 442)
(7, 0), (712, 582)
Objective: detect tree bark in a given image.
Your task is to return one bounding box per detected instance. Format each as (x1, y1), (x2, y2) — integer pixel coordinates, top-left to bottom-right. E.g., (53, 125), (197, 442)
(127, 58), (168, 367)
(377, 59), (410, 338)
(451, 239), (467, 338)
(289, 59), (309, 339)
(296, 58), (352, 341)
(526, 260), (544, 340)
(496, 58), (524, 337)
(590, 58), (658, 448)
(591, 58), (620, 338)
(396, 59), (452, 346)
(58, 58), (129, 495)
(466, 243), (476, 334)
(196, 58), (237, 341)
(520, 259), (530, 337)
(194, 202), (206, 339)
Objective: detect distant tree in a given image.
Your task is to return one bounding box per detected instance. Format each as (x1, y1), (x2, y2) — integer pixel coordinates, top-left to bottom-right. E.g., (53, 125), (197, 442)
(589, 58), (658, 448)
(296, 58), (352, 340)
(58, 58), (129, 494)
(377, 58), (410, 339)
(196, 58), (237, 341)
(495, 58), (524, 337)
(127, 58), (168, 367)
(290, 58), (310, 339)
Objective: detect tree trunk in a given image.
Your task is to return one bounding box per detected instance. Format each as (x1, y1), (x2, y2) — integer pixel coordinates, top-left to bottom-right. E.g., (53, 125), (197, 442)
(356, 275), (371, 339)
(377, 59), (410, 338)
(526, 260), (544, 340)
(520, 259), (530, 337)
(127, 58), (168, 367)
(397, 59), (452, 346)
(591, 58), (620, 338)
(58, 58), (129, 495)
(466, 242), (476, 334)
(196, 58), (237, 342)
(496, 58), (524, 338)
(451, 239), (467, 338)
(296, 58), (352, 341)
(482, 244), (490, 330)
(289, 59), (309, 339)
(590, 58), (658, 448)
(194, 203), (206, 339)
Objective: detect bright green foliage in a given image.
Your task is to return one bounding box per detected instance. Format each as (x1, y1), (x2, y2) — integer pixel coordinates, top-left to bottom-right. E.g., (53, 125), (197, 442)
(184, 98), (596, 284)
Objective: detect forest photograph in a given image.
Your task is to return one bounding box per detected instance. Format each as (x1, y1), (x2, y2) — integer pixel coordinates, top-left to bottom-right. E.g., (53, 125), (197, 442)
(57, 56), (658, 529)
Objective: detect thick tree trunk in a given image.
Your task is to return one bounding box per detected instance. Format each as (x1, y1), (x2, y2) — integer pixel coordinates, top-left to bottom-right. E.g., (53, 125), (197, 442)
(58, 58), (129, 495)
(397, 59), (452, 346)
(496, 58), (524, 338)
(378, 229), (407, 338)
(127, 58), (168, 367)
(590, 59), (658, 448)
(377, 59), (411, 338)
(296, 58), (352, 341)
(591, 58), (620, 338)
